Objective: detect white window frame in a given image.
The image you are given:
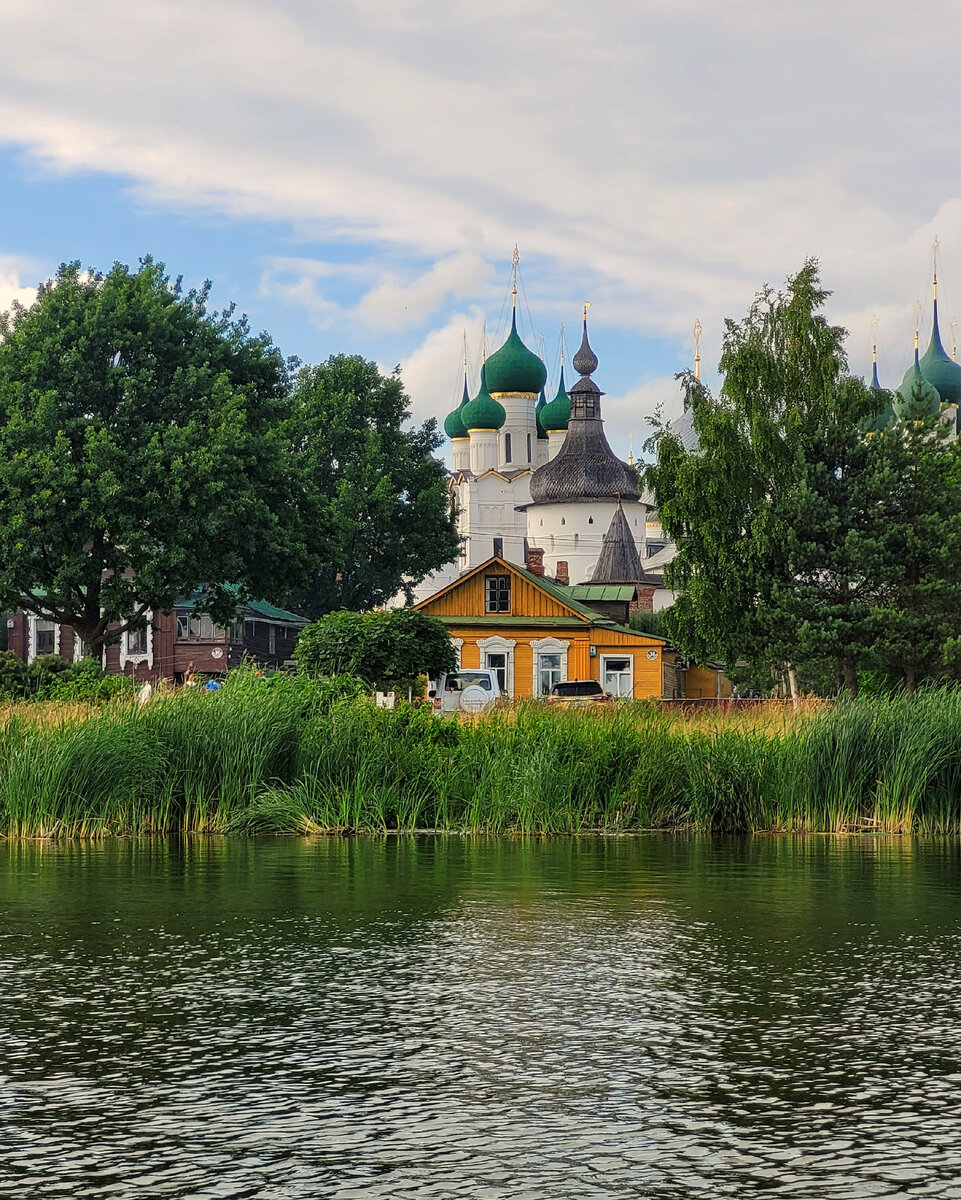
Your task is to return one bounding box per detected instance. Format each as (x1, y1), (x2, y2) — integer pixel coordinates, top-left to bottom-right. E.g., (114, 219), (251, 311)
(27, 616), (60, 664)
(530, 636), (570, 698)
(477, 635), (516, 698)
(601, 653), (634, 698)
(451, 637), (463, 669)
(120, 612), (154, 671)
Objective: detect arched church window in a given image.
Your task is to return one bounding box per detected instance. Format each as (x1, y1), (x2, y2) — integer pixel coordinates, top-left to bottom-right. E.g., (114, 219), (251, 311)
(504, 433), (512, 463)
(588, 516), (593, 525)
(561, 518), (565, 526)
(527, 434), (531, 461)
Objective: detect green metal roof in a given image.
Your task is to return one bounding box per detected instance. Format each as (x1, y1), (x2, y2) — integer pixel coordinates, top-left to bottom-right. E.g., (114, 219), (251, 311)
(484, 310), (548, 397)
(508, 561), (667, 641)
(444, 376), (470, 440)
(540, 364), (570, 431)
(436, 615), (587, 628)
(570, 584), (637, 602)
(462, 362), (506, 431)
(176, 589), (306, 625)
(245, 599), (307, 624)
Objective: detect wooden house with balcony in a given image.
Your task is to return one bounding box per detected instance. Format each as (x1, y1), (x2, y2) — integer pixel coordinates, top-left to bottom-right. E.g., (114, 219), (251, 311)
(6, 595), (306, 683)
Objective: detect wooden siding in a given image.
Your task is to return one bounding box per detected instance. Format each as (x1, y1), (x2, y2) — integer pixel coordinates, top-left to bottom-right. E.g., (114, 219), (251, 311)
(449, 623), (671, 700)
(420, 562), (587, 622)
(683, 664), (733, 700)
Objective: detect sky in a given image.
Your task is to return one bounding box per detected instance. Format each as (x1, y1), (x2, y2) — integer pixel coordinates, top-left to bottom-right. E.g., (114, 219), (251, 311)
(0, 0), (960, 463)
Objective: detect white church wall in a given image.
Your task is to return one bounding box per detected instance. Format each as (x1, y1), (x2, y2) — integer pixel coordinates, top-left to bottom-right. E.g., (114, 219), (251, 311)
(495, 394), (538, 471)
(527, 498), (648, 585)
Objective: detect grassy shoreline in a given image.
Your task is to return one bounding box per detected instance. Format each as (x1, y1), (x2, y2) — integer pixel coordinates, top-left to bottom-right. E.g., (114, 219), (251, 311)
(5, 676), (959, 844)
(2, 675), (961, 838)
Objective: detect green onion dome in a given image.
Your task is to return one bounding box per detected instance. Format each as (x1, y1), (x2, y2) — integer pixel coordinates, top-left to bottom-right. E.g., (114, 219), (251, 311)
(462, 363), (506, 431)
(484, 310), (548, 396)
(540, 365), (571, 432)
(535, 389), (549, 440)
(917, 299), (961, 406)
(896, 350), (941, 419)
(444, 376), (470, 440)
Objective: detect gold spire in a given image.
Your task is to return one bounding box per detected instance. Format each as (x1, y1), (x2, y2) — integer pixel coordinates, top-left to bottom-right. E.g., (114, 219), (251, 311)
(933, 235), (940, 300)
(583, 300), (591, 323)
(560, 322), (565, 366)
(693, 318), (702, 380)
(627, 433), (634, 467)
(914, 300), (921, 351)
(871, 313), (878, 363)
(462, 328), (468, 370)
(953, 318), (958, 363)
(482, 318), (488, 362)
(511, 244), (519, 309)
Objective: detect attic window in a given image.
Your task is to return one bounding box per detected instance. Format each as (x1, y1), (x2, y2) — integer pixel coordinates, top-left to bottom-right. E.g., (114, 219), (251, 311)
(485, 574), (511, 613)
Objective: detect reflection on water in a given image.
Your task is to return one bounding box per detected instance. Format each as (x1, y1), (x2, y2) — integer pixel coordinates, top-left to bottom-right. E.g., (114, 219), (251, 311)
(1, 836), (961, 1198)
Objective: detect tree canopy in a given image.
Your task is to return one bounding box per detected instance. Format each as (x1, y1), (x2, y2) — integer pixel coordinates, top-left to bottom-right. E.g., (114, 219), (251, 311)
(294, 607), (456, 692)
(647, 261), (961, 697)
(289, 355), (460, 619)
(0, 259), (302, 649)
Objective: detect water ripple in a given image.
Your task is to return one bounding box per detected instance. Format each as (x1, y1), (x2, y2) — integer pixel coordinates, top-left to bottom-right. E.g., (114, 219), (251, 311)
(0, 835), (960, 1198)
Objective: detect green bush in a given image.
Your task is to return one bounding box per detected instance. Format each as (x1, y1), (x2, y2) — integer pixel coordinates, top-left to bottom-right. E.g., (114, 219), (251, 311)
(0, 651), (28, 700)
(294, 608), (456, 692)
(0, 653), (134, 703)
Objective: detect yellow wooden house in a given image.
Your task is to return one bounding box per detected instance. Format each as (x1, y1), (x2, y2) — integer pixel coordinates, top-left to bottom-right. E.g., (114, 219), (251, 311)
(414, 556), (682, 699)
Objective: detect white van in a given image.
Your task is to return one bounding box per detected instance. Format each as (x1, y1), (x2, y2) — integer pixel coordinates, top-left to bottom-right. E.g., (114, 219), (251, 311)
(428, 670), (502, 714)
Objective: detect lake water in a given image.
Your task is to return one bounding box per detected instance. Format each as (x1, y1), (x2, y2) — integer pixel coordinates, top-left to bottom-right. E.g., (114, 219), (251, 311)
(2, 836), (961, 1199)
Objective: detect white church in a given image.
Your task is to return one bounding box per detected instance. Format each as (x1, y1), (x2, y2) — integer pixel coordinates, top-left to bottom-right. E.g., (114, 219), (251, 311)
(410, 272), (674, 607)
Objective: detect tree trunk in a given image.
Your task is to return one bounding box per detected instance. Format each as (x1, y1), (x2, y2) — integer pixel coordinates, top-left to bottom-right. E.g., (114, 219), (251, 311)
(905, 661), (916, 698)
(843, 657), (858, 699)
(786, 664), (799, 711)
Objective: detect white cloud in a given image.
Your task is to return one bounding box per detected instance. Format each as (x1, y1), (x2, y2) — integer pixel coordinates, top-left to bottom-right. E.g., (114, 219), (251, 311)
(0, 257), (40, 317)
(393, 307), (488, 438)
(260, 252), (494, 332)
(0, 0), (958, 382)
(602, 376), (686, 463)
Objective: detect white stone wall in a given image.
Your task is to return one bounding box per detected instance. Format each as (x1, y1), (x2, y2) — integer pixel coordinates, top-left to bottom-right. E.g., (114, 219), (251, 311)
(527, 497), (648, 585)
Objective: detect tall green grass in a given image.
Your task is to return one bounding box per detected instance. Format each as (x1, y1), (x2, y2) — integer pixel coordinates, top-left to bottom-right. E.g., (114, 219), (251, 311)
(3, 676), (961, 836)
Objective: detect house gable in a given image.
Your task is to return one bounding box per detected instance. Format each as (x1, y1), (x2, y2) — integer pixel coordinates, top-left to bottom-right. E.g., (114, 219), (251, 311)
(415, 556), (593, 624)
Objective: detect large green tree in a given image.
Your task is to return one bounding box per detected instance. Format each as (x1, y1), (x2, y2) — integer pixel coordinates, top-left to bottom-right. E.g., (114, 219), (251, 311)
(866, 401), (961, 694)
(0, 258), (302, 649)
(290, 355), (460, 618)
(647, 262), (894, 697)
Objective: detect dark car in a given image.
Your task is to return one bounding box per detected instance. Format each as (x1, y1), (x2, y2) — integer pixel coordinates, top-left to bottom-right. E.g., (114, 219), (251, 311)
(545, 680), (610, 706)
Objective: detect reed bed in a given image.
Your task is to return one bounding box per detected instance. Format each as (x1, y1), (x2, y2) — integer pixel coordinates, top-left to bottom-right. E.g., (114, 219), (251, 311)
(3, 677), (961, 837)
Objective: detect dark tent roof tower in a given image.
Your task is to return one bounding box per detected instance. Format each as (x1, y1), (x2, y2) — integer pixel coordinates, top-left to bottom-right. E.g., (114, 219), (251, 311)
(591, 500), (644, 583)
(529, 311), (639, 504)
